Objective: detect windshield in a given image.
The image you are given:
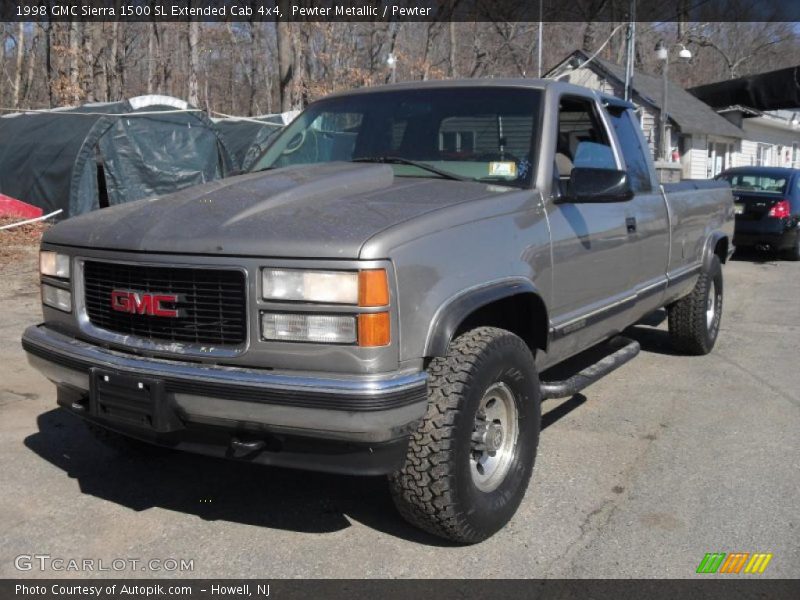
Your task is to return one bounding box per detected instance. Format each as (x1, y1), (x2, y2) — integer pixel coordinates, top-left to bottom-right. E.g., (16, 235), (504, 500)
(719, 172), (788, 194)
(251, 87), (542, 188)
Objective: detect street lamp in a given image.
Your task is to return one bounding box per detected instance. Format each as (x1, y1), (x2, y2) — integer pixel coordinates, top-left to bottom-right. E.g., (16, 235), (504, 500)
(655, 41), (692, 161)
(386, 53), (397, 84)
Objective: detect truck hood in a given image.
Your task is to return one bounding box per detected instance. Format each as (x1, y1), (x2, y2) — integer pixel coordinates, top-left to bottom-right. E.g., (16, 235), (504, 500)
(44, 162), (512, 258)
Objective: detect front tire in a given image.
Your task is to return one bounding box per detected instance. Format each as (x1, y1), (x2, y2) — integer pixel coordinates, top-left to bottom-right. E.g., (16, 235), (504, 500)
(668, 255), (723, 355)
(389, 327), (540, 544)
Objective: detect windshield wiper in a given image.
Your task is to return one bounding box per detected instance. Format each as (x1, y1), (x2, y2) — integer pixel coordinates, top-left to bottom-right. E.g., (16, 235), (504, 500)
(351, 156), (468, 181)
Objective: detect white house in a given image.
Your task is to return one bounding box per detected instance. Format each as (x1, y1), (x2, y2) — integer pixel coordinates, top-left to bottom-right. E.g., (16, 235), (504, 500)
(713, 107), (800, 172)
(546, 50), (746, 180)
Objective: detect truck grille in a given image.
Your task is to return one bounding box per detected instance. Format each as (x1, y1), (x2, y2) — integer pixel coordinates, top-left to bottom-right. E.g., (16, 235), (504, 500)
(83, 261), (247, 346)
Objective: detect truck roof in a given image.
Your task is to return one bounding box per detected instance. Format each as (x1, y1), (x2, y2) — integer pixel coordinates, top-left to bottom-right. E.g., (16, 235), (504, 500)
(720, 166), (798, 177)
(322, 77), (635, 110)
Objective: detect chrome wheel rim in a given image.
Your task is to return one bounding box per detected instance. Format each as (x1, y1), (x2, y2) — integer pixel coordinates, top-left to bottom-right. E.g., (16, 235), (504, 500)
(470, 382), (519, 493)
(706, 280), (717, 329)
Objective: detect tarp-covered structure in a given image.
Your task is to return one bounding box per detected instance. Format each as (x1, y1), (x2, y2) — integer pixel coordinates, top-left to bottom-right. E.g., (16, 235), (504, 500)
(0, 95), (235, 219)
(689, 66), (800, 111)
(215, 112), (296, 172)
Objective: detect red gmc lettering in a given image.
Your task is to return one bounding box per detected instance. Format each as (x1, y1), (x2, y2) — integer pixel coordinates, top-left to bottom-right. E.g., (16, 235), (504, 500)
(110, 290), (179, 317)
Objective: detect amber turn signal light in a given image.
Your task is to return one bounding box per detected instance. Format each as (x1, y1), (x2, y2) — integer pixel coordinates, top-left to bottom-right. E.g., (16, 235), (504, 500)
(358, 312), (391, 347)
(359, 269), (390, 307)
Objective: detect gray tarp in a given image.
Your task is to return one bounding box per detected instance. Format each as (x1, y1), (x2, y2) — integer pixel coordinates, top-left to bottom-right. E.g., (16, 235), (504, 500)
(215, 116), (285, 172)
(0, 96), (235, 219)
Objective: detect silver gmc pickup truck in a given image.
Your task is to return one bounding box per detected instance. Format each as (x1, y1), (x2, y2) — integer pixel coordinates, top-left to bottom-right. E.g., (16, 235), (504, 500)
(22, 79), (734, 543)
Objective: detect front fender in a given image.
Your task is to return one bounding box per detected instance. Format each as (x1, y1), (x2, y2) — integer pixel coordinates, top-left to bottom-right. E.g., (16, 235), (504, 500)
(424, 278), (545, 357)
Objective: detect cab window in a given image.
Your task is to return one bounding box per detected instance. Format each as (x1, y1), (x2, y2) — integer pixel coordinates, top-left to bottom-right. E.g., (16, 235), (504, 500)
(606, 106), (653, 192)
(554, 96), (617, 192)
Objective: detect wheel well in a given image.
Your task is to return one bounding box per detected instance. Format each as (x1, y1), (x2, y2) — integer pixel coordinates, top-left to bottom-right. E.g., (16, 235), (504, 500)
(452, 293), (548, 354)
(714, 237), (729, 263)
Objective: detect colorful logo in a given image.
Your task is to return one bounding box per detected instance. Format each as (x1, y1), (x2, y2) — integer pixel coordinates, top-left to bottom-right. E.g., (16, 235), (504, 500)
(696, 552), (773, 574)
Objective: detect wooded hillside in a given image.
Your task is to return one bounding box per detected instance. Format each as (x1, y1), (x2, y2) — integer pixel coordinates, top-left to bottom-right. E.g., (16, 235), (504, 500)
(2, 18), (798, 114)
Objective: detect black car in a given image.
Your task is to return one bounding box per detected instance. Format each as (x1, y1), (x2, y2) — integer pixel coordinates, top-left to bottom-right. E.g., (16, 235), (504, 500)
(716, 166), (800, 261)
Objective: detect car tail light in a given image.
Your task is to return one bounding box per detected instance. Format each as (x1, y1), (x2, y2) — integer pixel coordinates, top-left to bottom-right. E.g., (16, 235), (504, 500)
(768, 200), (791, 218)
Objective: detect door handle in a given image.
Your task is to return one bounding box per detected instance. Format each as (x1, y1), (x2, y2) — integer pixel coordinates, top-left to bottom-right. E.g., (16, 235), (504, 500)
(626, 217), (637, 234)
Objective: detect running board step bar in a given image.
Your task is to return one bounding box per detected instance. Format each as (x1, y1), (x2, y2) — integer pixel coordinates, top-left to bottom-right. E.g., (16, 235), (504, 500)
(540, 336), (641, 400)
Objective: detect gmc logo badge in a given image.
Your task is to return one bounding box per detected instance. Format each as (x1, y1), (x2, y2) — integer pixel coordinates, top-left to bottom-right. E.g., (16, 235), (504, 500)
(110, 290), (182, 318)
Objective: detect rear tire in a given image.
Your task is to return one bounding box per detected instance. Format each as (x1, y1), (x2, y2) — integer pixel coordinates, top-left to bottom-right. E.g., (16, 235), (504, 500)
(668, 255), (723, 355)
(389, 327), (540, 544)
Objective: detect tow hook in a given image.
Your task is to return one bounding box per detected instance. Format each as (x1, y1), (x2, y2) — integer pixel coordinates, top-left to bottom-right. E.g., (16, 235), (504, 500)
(229, 437), (267, 458)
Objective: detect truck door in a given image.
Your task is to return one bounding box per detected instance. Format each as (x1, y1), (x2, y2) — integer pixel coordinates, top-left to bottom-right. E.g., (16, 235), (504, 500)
(605, 104), (670, 315)
(546, 95), (638, 341)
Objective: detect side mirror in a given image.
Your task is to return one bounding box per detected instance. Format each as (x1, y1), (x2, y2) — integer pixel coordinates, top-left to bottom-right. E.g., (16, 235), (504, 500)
(564, 167), (634, 203)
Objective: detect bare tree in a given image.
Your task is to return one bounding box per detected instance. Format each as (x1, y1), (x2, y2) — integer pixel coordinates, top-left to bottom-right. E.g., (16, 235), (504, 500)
(686, 22), (796, 79)
(187, 18), (199, 106)
(276, 1), (294, 111)
(4, 19), (799, 114)
(68, 21), (80, 104)
(147, 20), (158, 94)
(81, 23), (94, 102)
(21, 24), (41, 106)
(11, 22), (24, 108)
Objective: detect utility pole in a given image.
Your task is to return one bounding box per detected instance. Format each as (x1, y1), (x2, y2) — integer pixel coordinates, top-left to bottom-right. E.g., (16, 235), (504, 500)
(537, 0), (543, 77)
(623, 0), (636, 101)
(655, 41), (691, 161)
(660, 53), (669, 160)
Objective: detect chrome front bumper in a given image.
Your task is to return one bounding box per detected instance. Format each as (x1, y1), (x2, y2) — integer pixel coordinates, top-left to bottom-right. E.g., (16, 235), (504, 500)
(22, 324), (428, 444)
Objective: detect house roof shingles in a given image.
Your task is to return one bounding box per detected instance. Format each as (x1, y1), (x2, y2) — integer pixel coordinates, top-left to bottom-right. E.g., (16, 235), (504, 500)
(554, 51), (745, 140)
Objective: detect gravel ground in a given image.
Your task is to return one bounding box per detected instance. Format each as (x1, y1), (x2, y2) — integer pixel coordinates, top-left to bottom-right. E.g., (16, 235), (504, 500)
(0, 246), (797, 579)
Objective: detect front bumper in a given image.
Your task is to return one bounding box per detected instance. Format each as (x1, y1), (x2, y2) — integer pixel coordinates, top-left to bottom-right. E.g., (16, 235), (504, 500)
(22, 324), (428, 475)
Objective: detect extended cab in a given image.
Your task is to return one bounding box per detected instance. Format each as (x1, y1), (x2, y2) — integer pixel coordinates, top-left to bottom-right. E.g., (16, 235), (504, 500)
(22, 80), (734, 543)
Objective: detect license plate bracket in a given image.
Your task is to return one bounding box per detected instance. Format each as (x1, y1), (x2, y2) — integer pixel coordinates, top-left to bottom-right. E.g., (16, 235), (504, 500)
(89, 369), (180, 432)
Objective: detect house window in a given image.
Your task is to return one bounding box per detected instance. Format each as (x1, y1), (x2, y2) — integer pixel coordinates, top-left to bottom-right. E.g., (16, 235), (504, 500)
(756, 143), (774, 167)
(707, 142), (731, 178)
(438, 130), (476, 154)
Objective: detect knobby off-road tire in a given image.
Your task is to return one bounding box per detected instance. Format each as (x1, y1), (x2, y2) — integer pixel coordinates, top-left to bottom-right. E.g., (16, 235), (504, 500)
(389, 327), (541, 544)
(668, 255), (723, 355)
(85, 422), (171, 457)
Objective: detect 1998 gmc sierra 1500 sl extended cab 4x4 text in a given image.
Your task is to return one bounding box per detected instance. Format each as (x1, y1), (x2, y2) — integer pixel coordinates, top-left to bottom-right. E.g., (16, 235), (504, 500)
(22, 80), (734, 543)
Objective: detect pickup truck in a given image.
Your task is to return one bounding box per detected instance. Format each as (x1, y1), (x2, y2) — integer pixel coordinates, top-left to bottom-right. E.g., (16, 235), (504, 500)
(22, 80), (734, 544)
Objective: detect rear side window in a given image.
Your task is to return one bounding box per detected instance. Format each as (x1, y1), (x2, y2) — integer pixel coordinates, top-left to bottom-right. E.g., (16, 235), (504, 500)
(607, 107), (652, 193)
(719, 172), (788, 194)
(556, 96), (617, 177)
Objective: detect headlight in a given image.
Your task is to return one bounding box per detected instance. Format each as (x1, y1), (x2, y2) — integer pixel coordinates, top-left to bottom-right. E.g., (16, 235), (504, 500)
(261, 313), (357, 344)
(39, 251), (71, 279)
(262, 269), (359, 304)
(41, 284), (72, 312)
(260, 267), (391, 345)
(262, 268), (390, 306)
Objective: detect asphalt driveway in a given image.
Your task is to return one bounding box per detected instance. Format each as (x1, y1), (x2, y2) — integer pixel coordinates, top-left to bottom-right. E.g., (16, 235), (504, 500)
(1, 246), (797, 578)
